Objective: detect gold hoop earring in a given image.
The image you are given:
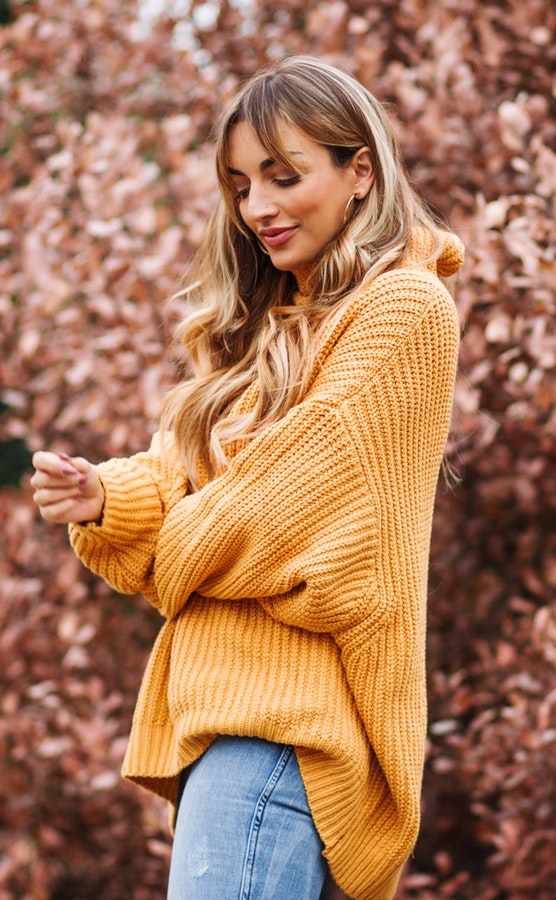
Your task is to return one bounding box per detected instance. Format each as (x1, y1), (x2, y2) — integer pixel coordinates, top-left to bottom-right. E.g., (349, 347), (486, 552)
(343, 194), (357, 227)
(257, 237), (270, 256)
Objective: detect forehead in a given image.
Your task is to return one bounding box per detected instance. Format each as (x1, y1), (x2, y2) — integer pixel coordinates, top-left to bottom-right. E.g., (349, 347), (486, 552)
(227, 119), (326, 171)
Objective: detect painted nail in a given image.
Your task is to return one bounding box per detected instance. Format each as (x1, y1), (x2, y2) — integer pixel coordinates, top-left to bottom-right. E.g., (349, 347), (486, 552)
(62, 466), (79, 476)
(78, 476), (87, 490)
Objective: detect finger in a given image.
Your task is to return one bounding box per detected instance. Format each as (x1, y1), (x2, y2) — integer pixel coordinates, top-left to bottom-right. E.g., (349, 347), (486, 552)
(37, 496), (83, 524)
(63, 459), (101, 498)
(30, 469), (85, 491)
(32, 451), (80, 477)
(33, 485), (83, 507)
(32, 451), (65, 471)
(65, 456), (92, 476)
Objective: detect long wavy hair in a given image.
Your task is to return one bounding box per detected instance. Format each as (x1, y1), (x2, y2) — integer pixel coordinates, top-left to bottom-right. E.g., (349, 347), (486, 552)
(162, 55), (450, 489)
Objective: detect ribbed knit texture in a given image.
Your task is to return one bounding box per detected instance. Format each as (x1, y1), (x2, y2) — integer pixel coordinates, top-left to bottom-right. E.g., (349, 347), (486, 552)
(69, 231), (463, 900)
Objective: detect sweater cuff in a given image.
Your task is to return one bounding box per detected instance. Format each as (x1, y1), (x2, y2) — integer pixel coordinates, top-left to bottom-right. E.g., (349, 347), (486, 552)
(68, 463), (164, 556)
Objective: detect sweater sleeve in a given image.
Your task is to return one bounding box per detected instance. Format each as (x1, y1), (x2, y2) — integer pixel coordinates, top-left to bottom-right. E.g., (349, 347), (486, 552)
(68, 432), (187, 599)
(153, 398), (383, 627)
(153, 279), (460, 629)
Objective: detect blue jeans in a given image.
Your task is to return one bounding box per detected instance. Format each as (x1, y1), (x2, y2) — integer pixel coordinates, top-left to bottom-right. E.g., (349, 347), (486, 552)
(167, 735), (332, 899)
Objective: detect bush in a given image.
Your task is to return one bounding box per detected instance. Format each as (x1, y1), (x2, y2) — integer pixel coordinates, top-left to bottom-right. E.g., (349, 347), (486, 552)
(1, 1), (554, 896)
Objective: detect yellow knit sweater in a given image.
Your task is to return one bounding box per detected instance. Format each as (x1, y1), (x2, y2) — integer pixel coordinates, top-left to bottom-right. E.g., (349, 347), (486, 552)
(69, 230), (463, 900)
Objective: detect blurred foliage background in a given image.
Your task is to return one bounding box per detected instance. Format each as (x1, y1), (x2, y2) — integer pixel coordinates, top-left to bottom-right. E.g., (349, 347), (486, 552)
(1, 0), (555, 896)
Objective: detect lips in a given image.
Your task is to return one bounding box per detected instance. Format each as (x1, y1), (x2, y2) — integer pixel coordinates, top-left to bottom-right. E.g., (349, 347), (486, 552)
(259, 226), (298, 249)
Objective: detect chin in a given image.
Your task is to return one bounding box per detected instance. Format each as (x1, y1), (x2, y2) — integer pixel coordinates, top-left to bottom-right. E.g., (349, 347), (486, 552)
(270, 254), (312, 272)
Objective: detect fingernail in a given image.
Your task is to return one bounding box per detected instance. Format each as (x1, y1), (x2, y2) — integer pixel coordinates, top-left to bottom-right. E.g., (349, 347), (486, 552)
(78, 476), (87, 490)
(62, 466), (79, 476)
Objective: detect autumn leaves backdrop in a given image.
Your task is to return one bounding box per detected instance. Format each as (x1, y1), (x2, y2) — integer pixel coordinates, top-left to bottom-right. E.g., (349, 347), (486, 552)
(1, 1), (555, 896)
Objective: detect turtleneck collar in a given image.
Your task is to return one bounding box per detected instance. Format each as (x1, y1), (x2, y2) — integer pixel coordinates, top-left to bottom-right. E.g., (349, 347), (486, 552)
(289, 228), (465, 306)
(402, 228), (465, 276)
(291, 265), (314, 305)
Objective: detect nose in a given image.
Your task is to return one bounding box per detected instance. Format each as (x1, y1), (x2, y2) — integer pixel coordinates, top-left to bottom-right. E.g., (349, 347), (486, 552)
(245, 184), (278, 223)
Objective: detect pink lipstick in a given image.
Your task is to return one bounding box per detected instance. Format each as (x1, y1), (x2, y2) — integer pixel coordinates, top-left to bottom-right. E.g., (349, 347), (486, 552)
(259, 227), (298, 248)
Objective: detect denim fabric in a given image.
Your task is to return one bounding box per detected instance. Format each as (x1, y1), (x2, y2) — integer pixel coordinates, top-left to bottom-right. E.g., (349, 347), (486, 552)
(167, 735), (331, 899)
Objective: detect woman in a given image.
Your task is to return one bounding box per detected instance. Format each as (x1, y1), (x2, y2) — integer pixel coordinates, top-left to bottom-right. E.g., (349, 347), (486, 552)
(31, 56), (464, 900)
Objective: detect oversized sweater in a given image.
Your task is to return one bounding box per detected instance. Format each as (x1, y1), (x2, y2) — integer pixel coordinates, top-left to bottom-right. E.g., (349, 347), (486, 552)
(69, 230), (463, 900)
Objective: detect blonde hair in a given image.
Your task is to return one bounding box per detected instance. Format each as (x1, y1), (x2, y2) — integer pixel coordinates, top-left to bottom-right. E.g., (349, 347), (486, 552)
(162, 55), (449, 489)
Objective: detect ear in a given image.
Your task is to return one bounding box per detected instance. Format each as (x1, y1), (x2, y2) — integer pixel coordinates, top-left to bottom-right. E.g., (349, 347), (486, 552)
(350, 147), (374, 199)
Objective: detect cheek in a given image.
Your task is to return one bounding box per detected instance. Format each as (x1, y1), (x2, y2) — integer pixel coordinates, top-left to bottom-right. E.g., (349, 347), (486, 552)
(308, 201), (345, 238)
(298, 194), (343, 230)
(306, 181), (347, 227)
(288, 176), (348, 232)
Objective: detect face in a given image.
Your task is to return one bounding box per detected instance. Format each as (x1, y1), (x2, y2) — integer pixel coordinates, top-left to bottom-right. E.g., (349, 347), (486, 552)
(227, 120), (373, 272)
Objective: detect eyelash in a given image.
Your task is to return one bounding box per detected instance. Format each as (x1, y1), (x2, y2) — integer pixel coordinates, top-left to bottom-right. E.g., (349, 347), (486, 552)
(234, 175), (301, 202)
(276, 176), (301, 188)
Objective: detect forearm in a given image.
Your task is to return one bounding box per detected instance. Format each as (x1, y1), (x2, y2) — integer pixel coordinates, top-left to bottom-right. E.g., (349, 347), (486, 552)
(69, 436), (187, 597)
(152, 402), (377, 624)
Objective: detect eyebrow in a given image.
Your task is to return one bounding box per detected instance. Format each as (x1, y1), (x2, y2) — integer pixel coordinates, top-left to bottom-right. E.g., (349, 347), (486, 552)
(228, 158), (277, 177)
(228, 151), (303, 177)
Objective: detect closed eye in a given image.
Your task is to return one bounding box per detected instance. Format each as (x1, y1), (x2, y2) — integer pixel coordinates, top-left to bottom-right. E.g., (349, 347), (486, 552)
(234, 174), (301, 203)
(275, 175), (301, 188)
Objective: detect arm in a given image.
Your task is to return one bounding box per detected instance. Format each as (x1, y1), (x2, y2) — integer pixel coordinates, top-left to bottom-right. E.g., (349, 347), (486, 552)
(31, 448), (163, 597)
(153, 397), (383, 626)
(39, 432), (187, 598)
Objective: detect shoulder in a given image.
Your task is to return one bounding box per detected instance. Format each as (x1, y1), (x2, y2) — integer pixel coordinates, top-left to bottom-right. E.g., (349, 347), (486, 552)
(324, 266), (459, 359)
(352, 265), (458, 330)
(309, 268), (460, 403)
